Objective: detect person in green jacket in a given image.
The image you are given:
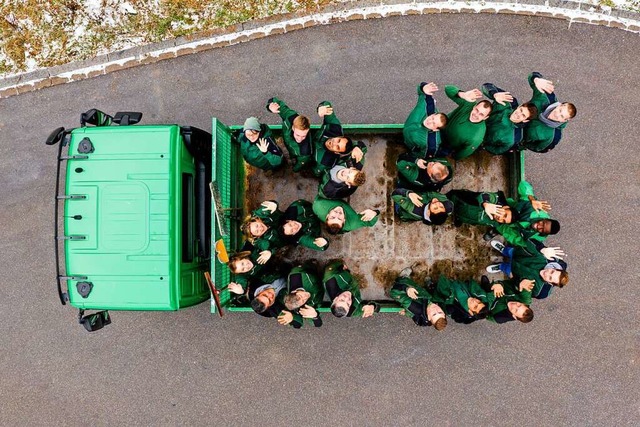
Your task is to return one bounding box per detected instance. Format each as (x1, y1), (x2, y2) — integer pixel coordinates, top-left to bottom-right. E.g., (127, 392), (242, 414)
(487, 240), (569, 304)
(312, 101), (367, 176)
(431, 276), (489, 324)
(323, 260), (379, 318)
(447, 189), (515, 226)
(281, 262), (324, 328)
(266, 97), (315, 172)
(396, 152), (453, 193)
(485, 279), (534, 324)
(480, 82), (538, 154)
(237, 117), (285, 171)
(522, 72), (576, 153)
(510, 180), (560, 248)
(391, 188), (453, 225)
(278, 199), (329, 251)
(403, 82), (448, 158)
(226, 249), (277, 292)
(312, 196), (379, 235)
(317, 165), (367, 199)
(388, 267), (447, 330)
(241, 200), (284, 257)
(439, 85), (492, 159)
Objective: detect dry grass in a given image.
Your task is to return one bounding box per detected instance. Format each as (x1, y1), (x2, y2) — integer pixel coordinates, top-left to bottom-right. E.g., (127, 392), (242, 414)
(0, 0), (336, 76)
(1, 0), (638, 76)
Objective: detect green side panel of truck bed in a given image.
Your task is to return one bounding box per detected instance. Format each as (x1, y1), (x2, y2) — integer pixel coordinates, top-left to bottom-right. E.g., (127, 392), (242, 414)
(64, 125), (206, 310)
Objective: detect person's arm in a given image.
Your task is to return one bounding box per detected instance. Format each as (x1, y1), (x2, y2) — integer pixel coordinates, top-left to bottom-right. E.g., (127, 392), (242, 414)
(317, 101), (343, 136)
(481, 83), (518, 112)
(445, 85), (478, 107)
(528, 72), (556, 111)
(260, 127), (284, 167)
(266, 97), (298, 124)
(297, 233), (329, 251)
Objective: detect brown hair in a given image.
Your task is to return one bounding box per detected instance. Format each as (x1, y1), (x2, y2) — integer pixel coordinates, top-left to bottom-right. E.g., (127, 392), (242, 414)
(519, 307), (534, 323)
(352, 171), (366, 186)
(240, 216), (262, 241)
(227, 251), (252, 274)
(434, 113), (448, 129)
(433, 317), (447, 331)
(565, 103), (577, 119)
(477, 100), (492, 112)
(557, 271), (569, 288)
(521, 102), (538, 119)
(292, 115), (310, 130)
(327, 222), (343, 235)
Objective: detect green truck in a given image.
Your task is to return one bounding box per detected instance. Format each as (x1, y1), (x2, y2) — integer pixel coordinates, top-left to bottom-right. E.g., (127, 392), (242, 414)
(49, 109), (523, 331)
(48, 110), (213, 330)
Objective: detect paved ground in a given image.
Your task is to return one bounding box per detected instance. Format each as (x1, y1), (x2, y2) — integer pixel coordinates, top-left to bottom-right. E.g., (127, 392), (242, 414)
(0, 13), (638, 427)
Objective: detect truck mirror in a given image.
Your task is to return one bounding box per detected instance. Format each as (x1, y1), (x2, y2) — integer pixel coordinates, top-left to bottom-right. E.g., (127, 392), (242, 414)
(79, 311), (111, 332)
(81, 109), (113, 127)
(45, 127), (66, 145)
(113, 112), (142, 126)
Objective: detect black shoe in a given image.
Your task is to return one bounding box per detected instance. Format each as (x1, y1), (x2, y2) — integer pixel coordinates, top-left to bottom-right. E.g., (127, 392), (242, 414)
(483, 228), (498, 241)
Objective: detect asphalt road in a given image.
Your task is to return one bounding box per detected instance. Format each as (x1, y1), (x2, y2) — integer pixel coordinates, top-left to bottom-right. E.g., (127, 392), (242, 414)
(1, 13), (639, 426)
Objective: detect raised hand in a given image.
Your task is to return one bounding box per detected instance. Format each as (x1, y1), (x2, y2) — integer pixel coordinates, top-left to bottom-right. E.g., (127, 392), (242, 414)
(314, 237), (328, 248)
(362, 304), (375, 318)
(406, 287), (419, 300)
(277, 311), (293, 325)
(422, 82), (439, 95)
(228, 282), (244, 295)
(351, 146), (364, 163)
(257, 250), (272, 265)
(459, 88), (483, 102)
(491, 283), (505, 298)
(408, 192), (424, 207)
(494, 92), (514, 106)
(360, 209), (377, 222)
(261, 200), (278, 213)
(541, 247), (565, 260)
(257, 138), (269, 153)
(268, 102), (280, 114)
(299, 305), (318, 319)
(519, 279), (535, 292)
(534, 77), (555, 94)
(531, 199), (551, 213)
(317, 105), (334, 117)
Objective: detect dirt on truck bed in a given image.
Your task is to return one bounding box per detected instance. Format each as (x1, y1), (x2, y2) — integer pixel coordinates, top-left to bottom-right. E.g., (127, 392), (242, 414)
(244, 134), (510, 301)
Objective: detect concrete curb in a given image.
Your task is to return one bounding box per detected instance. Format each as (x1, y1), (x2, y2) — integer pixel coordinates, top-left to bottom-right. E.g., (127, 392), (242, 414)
(1, 1), (638, 99)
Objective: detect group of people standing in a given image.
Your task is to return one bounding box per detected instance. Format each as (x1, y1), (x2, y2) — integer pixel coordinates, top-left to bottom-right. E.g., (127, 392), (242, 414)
(224, 71), (575, 329)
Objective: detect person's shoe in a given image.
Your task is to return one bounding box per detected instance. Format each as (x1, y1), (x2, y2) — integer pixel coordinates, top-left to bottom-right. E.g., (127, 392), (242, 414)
(486, 264), (501, 274)
(483, 228), (498, 241)
(480, 275), (490, 289)
(490, 240), (506, 254)
(398, 267), (413, 278)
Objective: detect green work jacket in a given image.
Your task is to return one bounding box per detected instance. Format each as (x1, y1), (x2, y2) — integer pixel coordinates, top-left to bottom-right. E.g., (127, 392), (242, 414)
(403, 83), (442, 157)
(238, 124), (284, 170)
(323, 260), (378, 317)
(312, 197), (378, 233)
(266, 97), (314, 172)
(481, 83), (527, 154)
(441, 85), (486, 159)
(396, 153), (453, 193)
(522, 72), (568, 153)
(279, 199), (328, 251)
(312, 101), (367, 176)
(249, 201), (285, 252)
(391, 188), (449, 223)
(286, 264), (324, 327)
